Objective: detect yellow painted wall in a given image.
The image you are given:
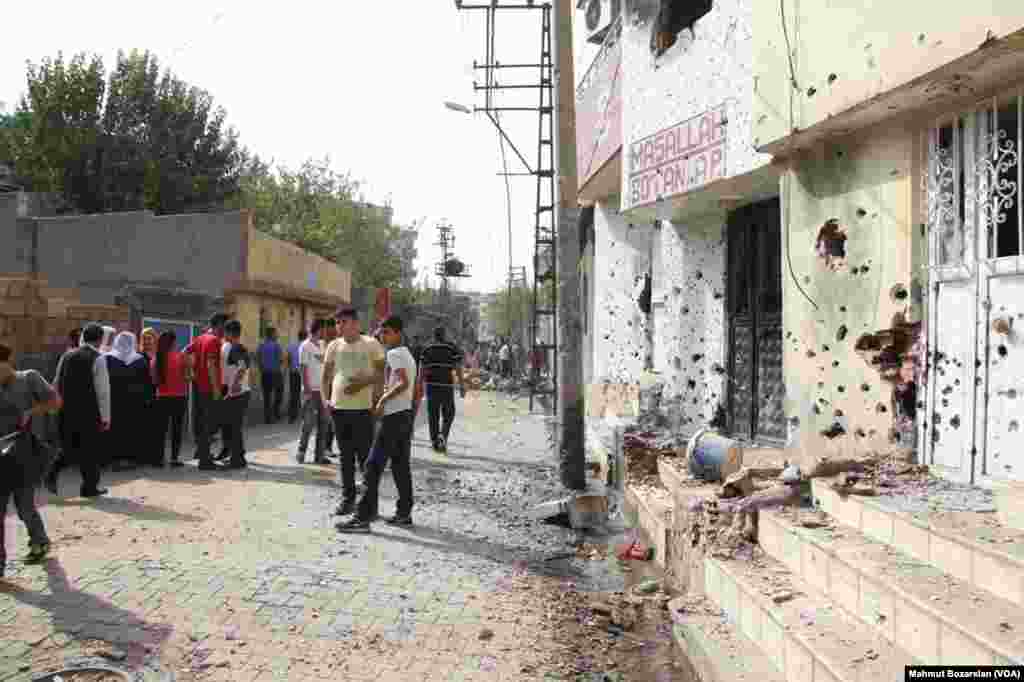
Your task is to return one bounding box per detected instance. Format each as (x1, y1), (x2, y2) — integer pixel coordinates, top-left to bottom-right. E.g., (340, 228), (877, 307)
(247, 227), (351, 303)
(753, 2), (1024, 149)
(227, 294), (334, 354)
(781, 121), (926, 470)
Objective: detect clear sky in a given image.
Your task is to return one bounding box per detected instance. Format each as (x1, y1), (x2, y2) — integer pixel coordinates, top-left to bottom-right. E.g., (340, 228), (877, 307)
(0, 1), (549, 294)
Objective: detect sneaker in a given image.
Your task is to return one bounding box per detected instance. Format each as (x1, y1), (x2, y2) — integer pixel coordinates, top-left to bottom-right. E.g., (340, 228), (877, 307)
(25, 543), (50, 564)
(334, 500), (356, 516)
(437, 437), (447, 454)
(385, 515), (413, 527)
(80, 487), (108, 498)
(214, 450), (230, 462)
(226, 458), (247, 470)
(335, 518), (370, 533)
(197, 461), (220, 471)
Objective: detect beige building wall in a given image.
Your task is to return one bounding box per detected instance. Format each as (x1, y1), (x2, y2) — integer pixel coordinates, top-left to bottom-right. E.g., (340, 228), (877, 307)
(753, 2), (1024, 151)
(246, 226), (351, 304)
(780, 121), (923, 470)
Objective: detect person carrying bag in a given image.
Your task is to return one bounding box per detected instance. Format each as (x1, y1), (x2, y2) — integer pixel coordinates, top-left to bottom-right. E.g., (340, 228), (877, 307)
(0, 343), (62, 578)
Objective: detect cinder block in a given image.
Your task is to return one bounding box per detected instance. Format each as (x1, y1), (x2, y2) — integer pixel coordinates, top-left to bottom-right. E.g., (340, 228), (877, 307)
(893, 600), (940, 662)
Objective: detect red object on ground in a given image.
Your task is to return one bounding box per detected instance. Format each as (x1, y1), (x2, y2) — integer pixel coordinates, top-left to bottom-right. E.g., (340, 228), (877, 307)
(616, 540), (653, 561)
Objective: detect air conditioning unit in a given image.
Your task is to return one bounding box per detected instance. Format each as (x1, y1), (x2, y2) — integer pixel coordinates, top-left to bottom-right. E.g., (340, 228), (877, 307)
(581, 0), (622, 45)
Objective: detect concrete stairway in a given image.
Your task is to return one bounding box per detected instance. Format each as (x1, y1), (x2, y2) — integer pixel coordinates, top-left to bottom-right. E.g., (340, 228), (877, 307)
(695, 480), (1024, 680)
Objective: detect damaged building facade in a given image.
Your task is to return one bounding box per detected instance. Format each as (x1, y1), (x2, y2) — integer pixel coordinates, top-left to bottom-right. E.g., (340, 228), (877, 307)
(574, 0), (1024, 675)
(578, 0), (784, 474)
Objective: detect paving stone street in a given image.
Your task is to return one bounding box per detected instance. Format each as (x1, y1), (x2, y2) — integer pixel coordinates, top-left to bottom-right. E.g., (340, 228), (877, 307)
(0, 393), (680, 681)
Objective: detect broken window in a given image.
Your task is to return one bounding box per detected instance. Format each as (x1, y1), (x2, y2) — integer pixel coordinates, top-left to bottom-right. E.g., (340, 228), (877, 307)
(650, 0), (713, 56)
(926, 93), (1023, 264)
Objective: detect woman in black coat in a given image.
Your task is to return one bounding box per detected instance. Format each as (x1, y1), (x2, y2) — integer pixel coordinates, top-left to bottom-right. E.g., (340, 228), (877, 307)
(105, 332), (156, 469)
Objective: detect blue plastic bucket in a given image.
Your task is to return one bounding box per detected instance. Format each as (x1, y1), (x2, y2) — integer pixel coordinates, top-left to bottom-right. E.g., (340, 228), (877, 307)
(687, 428), (743, 482)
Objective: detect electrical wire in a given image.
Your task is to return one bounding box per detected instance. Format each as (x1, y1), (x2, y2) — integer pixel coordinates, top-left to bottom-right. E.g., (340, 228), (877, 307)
(496, 111), (515, 337)
(779, 0), (818, 311)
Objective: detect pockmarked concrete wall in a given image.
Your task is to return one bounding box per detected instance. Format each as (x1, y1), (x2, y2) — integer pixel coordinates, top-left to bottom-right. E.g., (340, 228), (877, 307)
(621, 0), (771, 213)
(781, 122), (923, 468)
(752, 1), (1024, 149)
(652, 215), (727, 433)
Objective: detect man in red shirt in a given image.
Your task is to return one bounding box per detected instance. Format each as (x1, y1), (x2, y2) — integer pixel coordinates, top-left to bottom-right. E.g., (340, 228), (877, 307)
(185, 313), (228, 470)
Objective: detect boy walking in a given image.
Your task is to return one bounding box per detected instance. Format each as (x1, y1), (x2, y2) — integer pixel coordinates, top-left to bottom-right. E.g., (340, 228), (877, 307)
(296, 319), (329, 465)
(336, 316), (417, 532)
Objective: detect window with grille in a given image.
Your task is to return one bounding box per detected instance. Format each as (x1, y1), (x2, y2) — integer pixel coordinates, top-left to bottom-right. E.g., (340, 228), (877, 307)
(925, 93), (1023, 265)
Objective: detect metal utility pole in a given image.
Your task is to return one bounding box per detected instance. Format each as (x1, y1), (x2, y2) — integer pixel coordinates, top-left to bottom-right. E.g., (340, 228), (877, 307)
(434, 219), (471, 311)
(554, 0), (584, 491)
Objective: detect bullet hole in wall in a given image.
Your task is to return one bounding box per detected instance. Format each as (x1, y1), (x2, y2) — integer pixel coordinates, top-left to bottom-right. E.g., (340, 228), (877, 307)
(822, 345), (831, 352)
(840, 306), (847, 313)
(695, 271), (703, 280)
(832, 361), (840, 368)
(950, 415), (961, 429)
(807, 86), (817, 97)
(816, 219), (848, 270)
(833, 409), (844, 417)
(821, 422), (846, 439)
(836, 325), (849, 342)
(687, 379), (697, 389)
(861, 383), (871, 392)
(806, 350), (817, 358)
(837, 385), (846, 393)
(674, 357), (683, 370)
(997, 344), (1009, 358)
(1010, 420), (1020, 433)
(890, 284), (909, 302)
(713, 291), (724, 300)
(692, 354), (704, 362)
(856, 208), (868, 218)
(712, 364), (726, 375)
(813, 404), (822, 415)
(817, 381), (825, 389)
(877, 403), (888, 413)
(827, 73), (838, 84)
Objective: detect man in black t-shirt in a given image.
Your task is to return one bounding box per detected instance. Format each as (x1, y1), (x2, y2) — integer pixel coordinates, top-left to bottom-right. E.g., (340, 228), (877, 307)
(417, 327), (465, 453)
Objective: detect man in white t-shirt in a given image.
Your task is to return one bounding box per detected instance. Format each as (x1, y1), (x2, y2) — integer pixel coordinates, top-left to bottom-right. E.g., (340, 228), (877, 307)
(322, 307), (387, 516)
(296, 319), (328, 464)
(336, 315), (417, 532)
(220, 319), (251, 470)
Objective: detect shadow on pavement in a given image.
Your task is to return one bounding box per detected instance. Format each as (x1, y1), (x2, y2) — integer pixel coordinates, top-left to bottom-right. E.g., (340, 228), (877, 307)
(0, 558), (174, 665)
(45, 496), (205, 524)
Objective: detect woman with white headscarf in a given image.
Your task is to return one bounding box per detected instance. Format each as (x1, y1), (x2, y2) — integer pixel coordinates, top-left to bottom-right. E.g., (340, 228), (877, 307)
(105, 332), (156, 470)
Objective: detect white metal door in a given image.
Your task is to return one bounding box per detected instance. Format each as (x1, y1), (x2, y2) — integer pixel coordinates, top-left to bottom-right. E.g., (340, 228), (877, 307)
(924, 92), (1024, 484)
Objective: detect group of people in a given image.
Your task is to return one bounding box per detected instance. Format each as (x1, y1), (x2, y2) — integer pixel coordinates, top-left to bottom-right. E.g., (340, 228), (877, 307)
(0, 306), (473, 573)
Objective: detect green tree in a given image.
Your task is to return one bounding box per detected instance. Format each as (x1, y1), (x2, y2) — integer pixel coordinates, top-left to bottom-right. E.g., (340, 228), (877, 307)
(230, 156), (420, 294)
(8, 49), (245, 213)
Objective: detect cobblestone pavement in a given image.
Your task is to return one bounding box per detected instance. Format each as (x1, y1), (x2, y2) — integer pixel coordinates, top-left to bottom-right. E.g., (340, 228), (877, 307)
(0, 393), (644, 681)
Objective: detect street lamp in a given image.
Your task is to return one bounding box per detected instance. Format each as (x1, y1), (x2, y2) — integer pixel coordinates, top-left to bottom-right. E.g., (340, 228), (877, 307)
(443, 99), (516, 340)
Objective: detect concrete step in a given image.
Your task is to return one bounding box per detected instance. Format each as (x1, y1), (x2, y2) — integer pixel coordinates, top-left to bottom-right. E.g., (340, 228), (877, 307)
(812, 479), (1024, 607)
(624, 483), (673, 567)
(704, 551), (916, 682)
(670, 595), (786, 682)
(760, 508), (1024, 665)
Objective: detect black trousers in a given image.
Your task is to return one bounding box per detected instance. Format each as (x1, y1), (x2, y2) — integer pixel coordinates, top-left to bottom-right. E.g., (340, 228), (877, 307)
(193, 390), (220, 464)
(222, 392), (251, 464)
(357, 410), (415, 521)
(330, 409), (374, 504)
(261, 372), (283, 423)
(59, 422), (103, 493)
(155, 396), (187, 462)
(426, 384), (455, 446)
(288, 370), (302, 422)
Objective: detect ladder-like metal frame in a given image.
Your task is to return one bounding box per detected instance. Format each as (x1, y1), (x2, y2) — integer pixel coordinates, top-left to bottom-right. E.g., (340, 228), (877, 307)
(529, 5), (557, 414)
(454, 1), (557, 414)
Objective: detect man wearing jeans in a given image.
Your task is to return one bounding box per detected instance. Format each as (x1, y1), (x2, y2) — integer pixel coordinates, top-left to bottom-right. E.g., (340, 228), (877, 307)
(321, 307), (385, 517)
(185, 313), (227, 471)
(296, 319), (328, 464)
(336, 315), (417, 532)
